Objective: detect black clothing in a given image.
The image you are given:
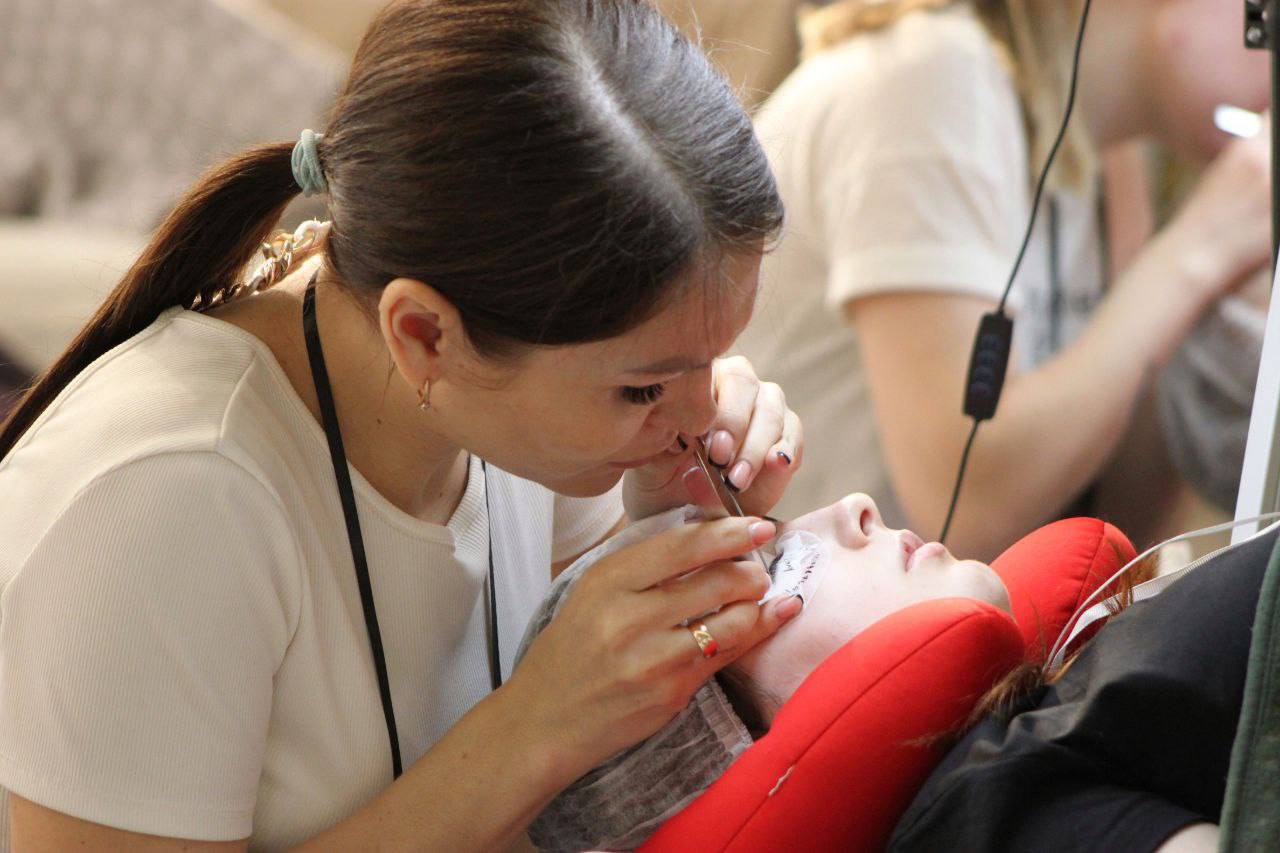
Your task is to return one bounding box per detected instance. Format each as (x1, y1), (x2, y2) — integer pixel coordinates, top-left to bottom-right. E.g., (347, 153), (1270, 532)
(890, 527), (1279, 853)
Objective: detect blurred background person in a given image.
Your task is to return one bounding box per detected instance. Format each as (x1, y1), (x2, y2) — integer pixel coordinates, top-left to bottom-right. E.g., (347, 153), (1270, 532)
(735, 0), (1272, 561)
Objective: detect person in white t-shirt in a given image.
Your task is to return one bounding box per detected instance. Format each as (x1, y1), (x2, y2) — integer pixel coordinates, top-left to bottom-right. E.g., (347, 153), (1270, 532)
(735, 0), (1271, 560)
(0, 2), (808, 850)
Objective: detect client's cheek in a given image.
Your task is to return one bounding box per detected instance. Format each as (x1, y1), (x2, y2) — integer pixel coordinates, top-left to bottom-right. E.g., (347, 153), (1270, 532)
(733, 641), (790, 698)
(971, 565), (1011, 613)
(745, 623), (833, 705)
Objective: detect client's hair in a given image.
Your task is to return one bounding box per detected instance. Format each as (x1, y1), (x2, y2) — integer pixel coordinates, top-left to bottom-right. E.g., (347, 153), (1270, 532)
(717, 666), (779, 740)
(966, 547), (1158, 728)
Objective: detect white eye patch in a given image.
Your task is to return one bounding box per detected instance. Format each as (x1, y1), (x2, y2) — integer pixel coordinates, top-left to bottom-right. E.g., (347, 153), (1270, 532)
(759, 530), (830, 609)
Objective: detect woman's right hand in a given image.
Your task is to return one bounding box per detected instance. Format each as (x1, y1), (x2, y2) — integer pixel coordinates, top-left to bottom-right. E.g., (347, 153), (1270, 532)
(1161, 117), (1271, 310)
(505, 514), (799, 779)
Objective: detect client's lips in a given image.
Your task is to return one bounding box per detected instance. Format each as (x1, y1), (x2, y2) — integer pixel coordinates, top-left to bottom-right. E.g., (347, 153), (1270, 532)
(899, 530), (924, 571)
(906, 540), (947, 573)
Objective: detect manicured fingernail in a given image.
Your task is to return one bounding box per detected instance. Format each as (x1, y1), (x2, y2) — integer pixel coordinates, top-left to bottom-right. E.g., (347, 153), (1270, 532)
(729, 460), (752, 490)
(749, 520), (776, 542)
(710, 430), (734, 466)
(777, 595), (803, 619)
(777, 450), (793, 466)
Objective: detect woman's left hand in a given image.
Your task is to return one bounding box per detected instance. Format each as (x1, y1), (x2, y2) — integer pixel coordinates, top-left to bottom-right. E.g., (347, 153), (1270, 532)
(623, 356), (803, 520)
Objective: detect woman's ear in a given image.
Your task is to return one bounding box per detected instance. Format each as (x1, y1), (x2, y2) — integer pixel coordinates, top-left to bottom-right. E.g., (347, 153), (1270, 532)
(378, 277), (464, 392)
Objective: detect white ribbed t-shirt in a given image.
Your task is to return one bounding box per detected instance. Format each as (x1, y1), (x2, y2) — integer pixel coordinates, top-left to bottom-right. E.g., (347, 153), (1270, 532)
(735, 6), (1103, 525)
(0, 308), (623, 848)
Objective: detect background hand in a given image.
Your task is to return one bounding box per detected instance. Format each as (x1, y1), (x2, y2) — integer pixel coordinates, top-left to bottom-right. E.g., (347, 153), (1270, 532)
(1165, 112), (1271, 307)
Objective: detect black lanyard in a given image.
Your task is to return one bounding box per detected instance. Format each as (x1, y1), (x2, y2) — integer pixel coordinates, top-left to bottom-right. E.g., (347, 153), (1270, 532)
(302, 273), (501, 780)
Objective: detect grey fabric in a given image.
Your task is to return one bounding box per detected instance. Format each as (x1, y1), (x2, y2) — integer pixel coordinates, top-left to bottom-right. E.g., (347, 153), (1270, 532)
(515, 506), (754, 852)
(0, 0), (342, 229)
(1157, 292), (1265, 511)
(1220, 533), (1280, 849)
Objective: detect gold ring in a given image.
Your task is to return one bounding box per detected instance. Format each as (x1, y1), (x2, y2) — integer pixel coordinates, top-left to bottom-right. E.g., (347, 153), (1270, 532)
(690, 623), (719, 659)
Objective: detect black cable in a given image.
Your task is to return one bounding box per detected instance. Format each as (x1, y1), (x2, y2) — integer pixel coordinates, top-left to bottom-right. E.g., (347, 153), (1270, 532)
(938, 0), (1094, 544)
(939, 420), (981, 544)
(995, 0), (1094, 316)
(481, 460), (503, 692)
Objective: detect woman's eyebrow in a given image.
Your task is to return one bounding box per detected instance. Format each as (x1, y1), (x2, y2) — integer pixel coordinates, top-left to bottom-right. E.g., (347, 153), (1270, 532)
(625, 356), (711, 375)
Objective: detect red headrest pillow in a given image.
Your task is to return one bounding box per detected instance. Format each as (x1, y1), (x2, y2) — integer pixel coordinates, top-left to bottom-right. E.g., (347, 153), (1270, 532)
(641, 517), (1135, 852)
(991, 517), (1136, 662)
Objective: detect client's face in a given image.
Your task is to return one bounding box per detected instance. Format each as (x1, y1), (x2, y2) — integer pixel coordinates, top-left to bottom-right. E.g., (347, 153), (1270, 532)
(735, 493), (1010, 720)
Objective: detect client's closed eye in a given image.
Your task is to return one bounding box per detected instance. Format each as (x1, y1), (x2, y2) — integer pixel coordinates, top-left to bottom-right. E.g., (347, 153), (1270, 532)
(766, 552), (783, 579)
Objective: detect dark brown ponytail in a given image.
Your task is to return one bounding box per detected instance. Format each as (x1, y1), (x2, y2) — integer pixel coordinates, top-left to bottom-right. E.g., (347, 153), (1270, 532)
(1, 0), (783, 461)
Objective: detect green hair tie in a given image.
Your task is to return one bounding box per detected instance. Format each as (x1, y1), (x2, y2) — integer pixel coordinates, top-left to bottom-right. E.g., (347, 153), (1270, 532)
(291, 129), (328, 197)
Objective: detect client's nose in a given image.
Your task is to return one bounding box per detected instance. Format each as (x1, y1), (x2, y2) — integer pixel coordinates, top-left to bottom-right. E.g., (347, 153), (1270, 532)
(838, 492), (882, 547)
(776, 492), (884, 548)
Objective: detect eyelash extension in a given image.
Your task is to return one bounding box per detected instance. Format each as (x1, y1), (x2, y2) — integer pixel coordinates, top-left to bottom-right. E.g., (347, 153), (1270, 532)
(621, 382), (666, 405)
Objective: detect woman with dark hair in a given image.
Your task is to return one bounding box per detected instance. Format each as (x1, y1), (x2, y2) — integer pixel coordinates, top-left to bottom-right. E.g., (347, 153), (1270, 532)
(0, 1), (802, 849)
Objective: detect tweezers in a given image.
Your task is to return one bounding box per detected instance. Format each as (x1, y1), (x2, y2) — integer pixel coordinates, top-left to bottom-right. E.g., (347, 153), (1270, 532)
(689, 438), (777, 570)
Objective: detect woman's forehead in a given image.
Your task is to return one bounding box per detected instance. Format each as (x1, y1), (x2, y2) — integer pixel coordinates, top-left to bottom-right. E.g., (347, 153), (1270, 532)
(593, 258), (762, 374)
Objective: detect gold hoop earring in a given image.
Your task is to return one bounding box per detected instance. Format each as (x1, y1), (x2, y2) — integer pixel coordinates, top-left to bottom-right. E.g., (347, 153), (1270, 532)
(417, 379), (432, 411)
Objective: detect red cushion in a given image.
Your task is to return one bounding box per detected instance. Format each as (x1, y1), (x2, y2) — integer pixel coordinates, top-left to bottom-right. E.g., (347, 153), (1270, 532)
(641, 518), (1134, 853)
(991, 517), (1136, 662)
(642, 599), (1023, 852)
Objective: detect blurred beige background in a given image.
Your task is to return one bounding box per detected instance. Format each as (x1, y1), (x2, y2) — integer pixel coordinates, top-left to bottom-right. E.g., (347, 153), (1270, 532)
(263, 0), (805, 108)
(0, 0), (806, 382)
